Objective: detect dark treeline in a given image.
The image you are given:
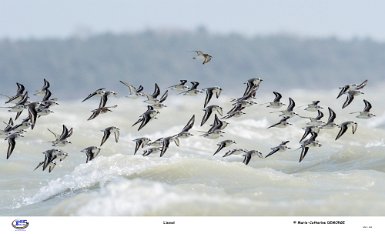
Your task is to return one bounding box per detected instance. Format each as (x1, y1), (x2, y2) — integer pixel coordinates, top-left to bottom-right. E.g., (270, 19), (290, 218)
(1, 29), (385, 99)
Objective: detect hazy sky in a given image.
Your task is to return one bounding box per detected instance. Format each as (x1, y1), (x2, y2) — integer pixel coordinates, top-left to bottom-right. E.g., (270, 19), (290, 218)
(1, 0), (384, 40)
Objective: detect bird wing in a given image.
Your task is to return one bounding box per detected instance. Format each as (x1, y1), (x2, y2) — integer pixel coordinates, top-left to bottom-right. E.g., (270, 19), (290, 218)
(16, 82), (26, 95)
(190, 81), (200, 89)
(114, 129), (120, 143)
(335, 123), (348, 140)
(363, 99), (372, 112)
(287, 97), (295, 111)
(327, 107), (336, 122)
(66, 127), (73, 138)
(203, 55), (212, 64)
(59, 124), (69, 141)
(134, 140), (141, 155)
(152, 83), (160, 99)
(138, 114), (151, 131)
(215, 88), (222, 98)
(299, 146), (309, 163)
(82, 89), (102, 102)
(300, 127), (312, 143)
(201, 108), (212, 126)
(33, 161), (45, 171)
(356, 79), (368, 90)
(342, 92), (354, 109)
(43, 78), (50, 90)
(27, 104), (37, 129)
(87, 109), (100, 121)
(15, 110), (23, 120)
(100, 129), (111, 146)
(204, 89), (214, 108)
(268, 121), (282, 129)
(316, 110), (324, 120)
(7, 137), (16, 159)
(222, 150), (234, 157)
(132, 116), (143, 126)
(42, 89), (52, 102)
(213, 143), (225, 156)
(243, 153), (252, 165)
(160, 138), (171, 157)
(119, 80), (136, 95)
(181, 115), (195, 132)
(265, 147), (280, 158)
(48, 162), (56, 173)
(273, 91), (282, 102)
(98, 94), (108, 108)
(159, 90), (169, 103)
(337, 85), (349, 98)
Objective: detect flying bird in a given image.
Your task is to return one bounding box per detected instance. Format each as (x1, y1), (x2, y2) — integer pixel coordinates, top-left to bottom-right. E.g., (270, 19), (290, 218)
(133, 137), (151, 155)
(304, 100), (323, 112)
(299, 132), (321, 163)
(147, 90), (168, 109)
(100, 126), (120, 146)
(350, 99), (375, 119)
(193, 50), (212, 64)
(265, 141), (290, 158)
(337, 79), (368, 99)
(168, 80), (189, 91)
(264, 91), (285, 109)
(5, 132), (24, 159)
(203, 87), (222, 107)
(34, 78), (51, 96)
(201, 105), (223, 126)
(213, 139), (236, 156)
(81, 146), (101, 163)
(208, 114), (229, 133)
(321, 107), (339, 129)
(274, 97), (296, 117)
(48, 124), (73, 146)
(120, 80), (144, 97)
(298, 110), (324, 127)
(132, 106), (160, 131)
(335, 121), (358, 140)
(34, 149), (68, 173)
(4, 83), (26, 104)
(179, 81), (203, 96)
(243, 78), (263, 97)
(242, 150), (263, 165)
(160, 136), (180, 157)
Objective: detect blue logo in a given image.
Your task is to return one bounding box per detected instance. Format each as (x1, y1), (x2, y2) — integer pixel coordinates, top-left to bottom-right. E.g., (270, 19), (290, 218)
(12, 219), (29, 230)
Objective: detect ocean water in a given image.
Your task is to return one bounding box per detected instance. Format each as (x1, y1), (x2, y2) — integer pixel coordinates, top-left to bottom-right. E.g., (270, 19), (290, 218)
(1, 83), (385, 216)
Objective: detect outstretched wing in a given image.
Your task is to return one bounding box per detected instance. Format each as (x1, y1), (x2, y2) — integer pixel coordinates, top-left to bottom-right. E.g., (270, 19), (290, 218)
(273, 91), (283, 102)
(6, 137), (16, 159)
(335, 124), (348, 140)
(265, 147), (279, 158)
(342, 92), (354, 109)
(100, 129), (111, 146)
(299, 146), (309, 162)
(181, 115), (195, 133)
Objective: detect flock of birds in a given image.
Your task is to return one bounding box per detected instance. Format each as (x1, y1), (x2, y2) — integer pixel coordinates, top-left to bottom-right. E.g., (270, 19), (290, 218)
(0, 50), (376, 173)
